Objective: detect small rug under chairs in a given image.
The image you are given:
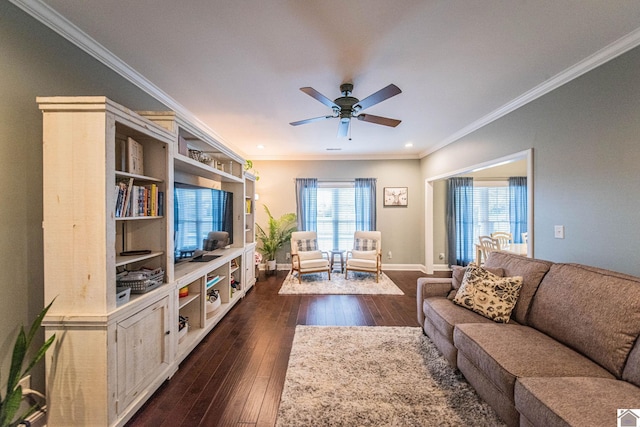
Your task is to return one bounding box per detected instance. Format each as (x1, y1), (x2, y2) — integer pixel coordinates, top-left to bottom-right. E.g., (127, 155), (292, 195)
(278, 271), (404, 295)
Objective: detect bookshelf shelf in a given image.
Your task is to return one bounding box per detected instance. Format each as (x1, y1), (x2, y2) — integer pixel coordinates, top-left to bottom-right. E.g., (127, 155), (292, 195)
(116, 216), (163, 221)
(115, 171), (163, 182)
(178, 292), (200, 309)
(115, 251), (165, 267)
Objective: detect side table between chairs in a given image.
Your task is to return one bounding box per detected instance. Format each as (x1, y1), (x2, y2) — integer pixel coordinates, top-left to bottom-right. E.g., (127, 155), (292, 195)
(330, 250), (345, 273)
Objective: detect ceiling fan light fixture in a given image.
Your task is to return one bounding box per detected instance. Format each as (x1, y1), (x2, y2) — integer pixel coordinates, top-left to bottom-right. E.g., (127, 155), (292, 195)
(290, 83), (402, 137)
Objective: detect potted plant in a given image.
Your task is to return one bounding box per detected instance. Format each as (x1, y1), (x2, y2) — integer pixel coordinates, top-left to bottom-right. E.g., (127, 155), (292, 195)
(243, 160), (260, 180)
(1, 300), (55, 427)
(256, 205), (296, 270)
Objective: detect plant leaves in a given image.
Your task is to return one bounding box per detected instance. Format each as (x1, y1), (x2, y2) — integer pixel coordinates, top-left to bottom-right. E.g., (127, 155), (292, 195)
(6, 328), (26, 397)
(0, 299), (55, 427)
(22, 333), (55, 378)
(25, 299), (54, 348)
(0, 386), (23, 426)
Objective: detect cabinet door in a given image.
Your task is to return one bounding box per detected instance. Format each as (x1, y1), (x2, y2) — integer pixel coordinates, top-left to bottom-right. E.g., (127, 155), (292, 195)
(116, 296), (171, 413)
(244, 247), (256, 289)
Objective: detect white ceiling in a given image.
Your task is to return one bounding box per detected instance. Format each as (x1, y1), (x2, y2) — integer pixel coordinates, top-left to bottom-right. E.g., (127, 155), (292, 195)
(22, 1), (640, 160)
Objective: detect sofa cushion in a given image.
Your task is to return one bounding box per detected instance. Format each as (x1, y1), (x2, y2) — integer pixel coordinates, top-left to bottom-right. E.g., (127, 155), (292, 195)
(528, 263), (640, 378)
(454, 323), (614, 399)
(623, 338), (640, 387)
(515, 377), (640, 427)
(423, 298), (496, 341)
(453, 265), (522, 323)
(448, 265), (504, 300)
(483, 252), (552, 324)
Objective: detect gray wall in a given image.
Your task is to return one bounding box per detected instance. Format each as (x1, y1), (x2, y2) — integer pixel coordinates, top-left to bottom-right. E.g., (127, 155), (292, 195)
(422, 45), (640, 276)
(252, 159), (424, 266)
(0, 2), (166, 391)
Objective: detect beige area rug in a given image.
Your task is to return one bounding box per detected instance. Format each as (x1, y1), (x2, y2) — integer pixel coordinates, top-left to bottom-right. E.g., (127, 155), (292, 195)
(278, 271), (404, 295)
(276, 326), (505, 427)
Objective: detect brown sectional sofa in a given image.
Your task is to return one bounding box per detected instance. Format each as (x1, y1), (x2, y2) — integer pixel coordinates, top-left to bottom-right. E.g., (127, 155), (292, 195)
(417, 251), (640, 427)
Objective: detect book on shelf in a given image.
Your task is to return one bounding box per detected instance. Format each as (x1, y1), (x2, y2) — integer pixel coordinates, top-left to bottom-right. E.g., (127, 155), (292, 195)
(115, 177), (134, 218)
(245, 198), (252, 214)
(115, 179), (163, 218)
(116, 138), (127, 172)
(127, 137), (144, 175)
(157, 191), (164, 216)
(177, 135), (189, 156)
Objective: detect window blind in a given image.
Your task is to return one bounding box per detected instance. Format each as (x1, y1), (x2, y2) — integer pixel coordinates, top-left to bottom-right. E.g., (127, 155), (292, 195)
(317, 182), (356, 251)
(473, 181), (510, 244)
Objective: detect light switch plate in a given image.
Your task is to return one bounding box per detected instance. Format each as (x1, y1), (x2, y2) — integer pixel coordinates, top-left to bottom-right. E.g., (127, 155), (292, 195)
(554, 225), (565, 239)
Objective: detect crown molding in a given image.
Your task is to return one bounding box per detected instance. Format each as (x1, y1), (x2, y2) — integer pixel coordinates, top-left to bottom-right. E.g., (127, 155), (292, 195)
(420, 26), (640, 158)
(9, 0), (244, 158)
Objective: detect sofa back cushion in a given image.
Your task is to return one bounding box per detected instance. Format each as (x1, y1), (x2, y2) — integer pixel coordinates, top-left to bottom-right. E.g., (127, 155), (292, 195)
(483, 252), (552, 324)
(623, 338), (640, 387)
(528, 263), (640, 378)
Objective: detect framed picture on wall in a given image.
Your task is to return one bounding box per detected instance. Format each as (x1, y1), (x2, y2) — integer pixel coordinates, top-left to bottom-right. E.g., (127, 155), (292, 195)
(384, 187), (408, 206)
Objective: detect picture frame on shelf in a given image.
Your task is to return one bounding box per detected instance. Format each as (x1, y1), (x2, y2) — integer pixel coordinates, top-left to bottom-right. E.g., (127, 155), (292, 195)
(383, 187), (408, 206)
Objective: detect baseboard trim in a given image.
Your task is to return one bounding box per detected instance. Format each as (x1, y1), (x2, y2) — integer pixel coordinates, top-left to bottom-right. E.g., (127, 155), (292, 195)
(381, 264), (426, 272)
(257, 263), (452, 274)
(433, 263), (452, 272)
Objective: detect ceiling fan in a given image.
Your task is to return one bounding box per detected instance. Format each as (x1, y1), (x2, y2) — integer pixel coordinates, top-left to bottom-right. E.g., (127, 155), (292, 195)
(289, 83), (402, 137)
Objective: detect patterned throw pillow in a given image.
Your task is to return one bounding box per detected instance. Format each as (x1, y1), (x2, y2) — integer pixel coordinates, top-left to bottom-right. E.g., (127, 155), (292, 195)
(297, 238), (317, 251)
(453, 264), (523, 323)
(354, 238), (377, 251)
(448, 264), (505, 300)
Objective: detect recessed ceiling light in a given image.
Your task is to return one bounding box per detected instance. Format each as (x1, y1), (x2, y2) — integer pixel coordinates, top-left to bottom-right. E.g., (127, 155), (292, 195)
(257, 144), (265, 149)
(405, 142), (413, 148)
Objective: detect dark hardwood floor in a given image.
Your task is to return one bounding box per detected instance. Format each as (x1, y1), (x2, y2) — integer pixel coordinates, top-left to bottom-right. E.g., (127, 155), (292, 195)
(126, 269), (447, 427)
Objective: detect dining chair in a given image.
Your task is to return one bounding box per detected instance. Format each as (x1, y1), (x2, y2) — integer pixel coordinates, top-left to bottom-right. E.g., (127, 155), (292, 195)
(491, 232), (513, 247)
(477, 235), (500, 264)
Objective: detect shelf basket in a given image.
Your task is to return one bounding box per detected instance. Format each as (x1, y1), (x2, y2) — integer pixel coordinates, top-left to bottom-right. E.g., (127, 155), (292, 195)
(117, 268), (164, 294)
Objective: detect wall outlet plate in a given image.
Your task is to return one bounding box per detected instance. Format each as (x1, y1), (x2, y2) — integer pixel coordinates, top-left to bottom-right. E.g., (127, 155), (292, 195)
(554, 225), (565, 239)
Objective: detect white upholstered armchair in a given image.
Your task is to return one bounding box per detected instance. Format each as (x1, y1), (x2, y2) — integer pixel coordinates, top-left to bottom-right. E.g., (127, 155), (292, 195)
(345, 231), (382, 282)
(290, 231), (331, 283)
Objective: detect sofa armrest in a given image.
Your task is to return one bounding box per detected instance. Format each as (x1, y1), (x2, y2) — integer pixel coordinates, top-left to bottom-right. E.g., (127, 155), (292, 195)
(416, 277), (453, 327)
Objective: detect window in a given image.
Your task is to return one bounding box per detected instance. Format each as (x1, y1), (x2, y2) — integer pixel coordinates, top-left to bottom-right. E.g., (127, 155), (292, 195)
(473, 181), (510, 244)
(316, 182), (356, 251)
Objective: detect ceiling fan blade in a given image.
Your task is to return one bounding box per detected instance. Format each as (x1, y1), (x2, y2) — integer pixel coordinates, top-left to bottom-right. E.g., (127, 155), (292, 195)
(357, 113), (401, 127)
(300, 87), (339, 109)
(337, 118), (350, 138)
(290, 115), (334, 126)
(355, 84), (402, 111)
